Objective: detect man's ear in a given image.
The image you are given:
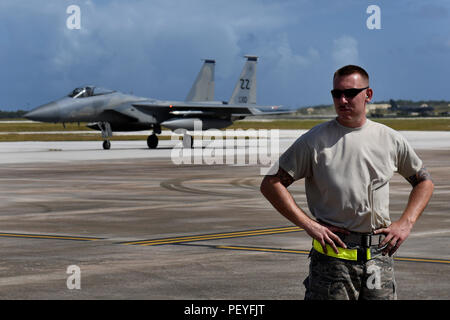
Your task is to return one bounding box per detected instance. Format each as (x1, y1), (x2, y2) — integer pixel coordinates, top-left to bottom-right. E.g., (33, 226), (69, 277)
(366, 88), (373, 102)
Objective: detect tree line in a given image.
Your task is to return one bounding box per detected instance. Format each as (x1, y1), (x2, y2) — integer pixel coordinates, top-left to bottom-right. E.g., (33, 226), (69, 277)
(0, 110), (28, 119)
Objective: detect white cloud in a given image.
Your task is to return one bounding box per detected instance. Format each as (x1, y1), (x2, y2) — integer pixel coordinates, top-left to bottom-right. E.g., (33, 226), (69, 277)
(248, 33), (320, 72)
(332, 35), (359, 67)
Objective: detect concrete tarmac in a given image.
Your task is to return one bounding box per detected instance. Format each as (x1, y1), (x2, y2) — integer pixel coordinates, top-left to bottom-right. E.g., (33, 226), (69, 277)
(0, 130), (449, 299)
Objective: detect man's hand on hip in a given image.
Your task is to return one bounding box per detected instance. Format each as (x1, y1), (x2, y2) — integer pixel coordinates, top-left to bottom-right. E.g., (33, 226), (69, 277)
(305, 220), (350, 255)
(374, 219), (413, 256)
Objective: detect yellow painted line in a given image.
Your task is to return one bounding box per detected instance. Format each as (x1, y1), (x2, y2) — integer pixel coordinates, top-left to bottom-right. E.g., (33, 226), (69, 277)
(123, 226), (303, 246)
(135, 228), (302, 246)
(394, 257), (450, 264)
(140, 229), (301, 246)
(123, 226), (300, 245)
(0, 233), (102, 241)
(214, 245), (450, 265)
(217, 245), (310, 255)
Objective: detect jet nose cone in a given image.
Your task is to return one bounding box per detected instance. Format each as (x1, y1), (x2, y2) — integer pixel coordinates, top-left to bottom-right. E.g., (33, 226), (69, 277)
(25, 102), (60, 122)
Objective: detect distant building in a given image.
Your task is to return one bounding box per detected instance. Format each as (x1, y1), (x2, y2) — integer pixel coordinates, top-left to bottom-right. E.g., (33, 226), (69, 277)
(366, 103), (390, 113)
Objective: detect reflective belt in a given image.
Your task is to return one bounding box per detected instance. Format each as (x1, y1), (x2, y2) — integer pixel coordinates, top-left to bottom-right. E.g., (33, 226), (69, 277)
(312, 239), (372, 262)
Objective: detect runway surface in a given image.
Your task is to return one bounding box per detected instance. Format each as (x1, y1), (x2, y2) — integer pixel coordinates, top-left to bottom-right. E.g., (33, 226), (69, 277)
(2, 130), (450, 164)
(0, 130), (449, 299)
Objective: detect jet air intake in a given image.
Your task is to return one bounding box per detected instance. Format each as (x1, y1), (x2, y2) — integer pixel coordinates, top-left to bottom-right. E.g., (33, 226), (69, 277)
(161, 118), (232, 131)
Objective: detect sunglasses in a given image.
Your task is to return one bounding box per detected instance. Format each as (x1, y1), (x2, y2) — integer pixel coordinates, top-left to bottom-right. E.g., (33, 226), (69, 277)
(331, 86), (369, 99)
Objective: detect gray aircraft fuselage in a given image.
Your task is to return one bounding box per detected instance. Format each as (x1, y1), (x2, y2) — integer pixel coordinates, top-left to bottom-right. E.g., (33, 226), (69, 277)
(26, 91), (155, 130)
(25, 88), (254, 131)
(24, 56), (292, 149)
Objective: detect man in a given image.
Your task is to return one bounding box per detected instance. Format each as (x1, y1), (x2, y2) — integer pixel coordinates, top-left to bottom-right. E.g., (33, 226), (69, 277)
(260, 65), (434, 300)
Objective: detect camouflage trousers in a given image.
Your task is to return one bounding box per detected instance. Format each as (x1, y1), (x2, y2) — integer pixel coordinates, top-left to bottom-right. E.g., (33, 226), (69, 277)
(303, 249), (397, 300)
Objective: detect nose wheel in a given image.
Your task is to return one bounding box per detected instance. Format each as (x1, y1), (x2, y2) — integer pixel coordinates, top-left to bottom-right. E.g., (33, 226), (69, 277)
(98, 122), (113, 150)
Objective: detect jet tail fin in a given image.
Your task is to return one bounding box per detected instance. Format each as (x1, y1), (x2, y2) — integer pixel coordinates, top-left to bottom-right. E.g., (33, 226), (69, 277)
(185, 59), (215, 102)
(389, 99), (398, 110)
(228, 55), (257, 105)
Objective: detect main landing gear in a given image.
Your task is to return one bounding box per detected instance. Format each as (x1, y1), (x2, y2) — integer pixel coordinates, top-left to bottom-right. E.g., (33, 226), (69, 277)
(147, 134), (158, 149)
(147, 131), (193, 149)
(182, 133), (194, 149)
(147, 124), (161, 149)
(102, 140), (111, 150)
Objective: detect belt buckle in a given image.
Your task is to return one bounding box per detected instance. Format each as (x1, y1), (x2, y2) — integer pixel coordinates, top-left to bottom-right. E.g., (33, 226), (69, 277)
(361, 234), (371, 248)
(358, 234), (371, 262)
(357, 247), (369, 262)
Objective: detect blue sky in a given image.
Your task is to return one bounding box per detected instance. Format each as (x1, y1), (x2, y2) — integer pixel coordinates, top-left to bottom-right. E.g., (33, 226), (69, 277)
(1, 0), (449, 110)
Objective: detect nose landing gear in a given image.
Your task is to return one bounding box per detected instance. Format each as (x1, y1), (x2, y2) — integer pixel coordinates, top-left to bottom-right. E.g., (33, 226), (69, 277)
(99, 122), (112, 150)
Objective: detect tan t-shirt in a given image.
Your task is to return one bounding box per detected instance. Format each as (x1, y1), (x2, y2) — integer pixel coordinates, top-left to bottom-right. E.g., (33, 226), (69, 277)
(278, 118), (423, 232)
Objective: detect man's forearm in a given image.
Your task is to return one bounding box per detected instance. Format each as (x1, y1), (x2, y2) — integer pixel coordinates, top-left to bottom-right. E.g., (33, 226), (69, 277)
(399, 179), (434, 227)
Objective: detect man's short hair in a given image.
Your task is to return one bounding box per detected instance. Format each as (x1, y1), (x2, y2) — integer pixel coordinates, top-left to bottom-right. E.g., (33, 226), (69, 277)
(334, 65), (369, 83)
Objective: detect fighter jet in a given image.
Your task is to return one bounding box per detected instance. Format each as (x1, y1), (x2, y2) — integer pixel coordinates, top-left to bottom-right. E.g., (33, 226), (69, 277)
(389, 99), (434, 116)
(25, 56), (291, 149)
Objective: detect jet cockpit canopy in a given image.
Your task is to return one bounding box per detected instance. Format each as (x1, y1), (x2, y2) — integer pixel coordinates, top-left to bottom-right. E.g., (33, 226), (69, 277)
(68, 86), (115, 98)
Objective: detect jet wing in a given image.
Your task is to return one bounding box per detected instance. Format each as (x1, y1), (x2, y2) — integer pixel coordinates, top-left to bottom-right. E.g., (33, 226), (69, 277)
(131, 101), (293, 117)
(132, 101), (253, 116)
(247, 106), (295, 116)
